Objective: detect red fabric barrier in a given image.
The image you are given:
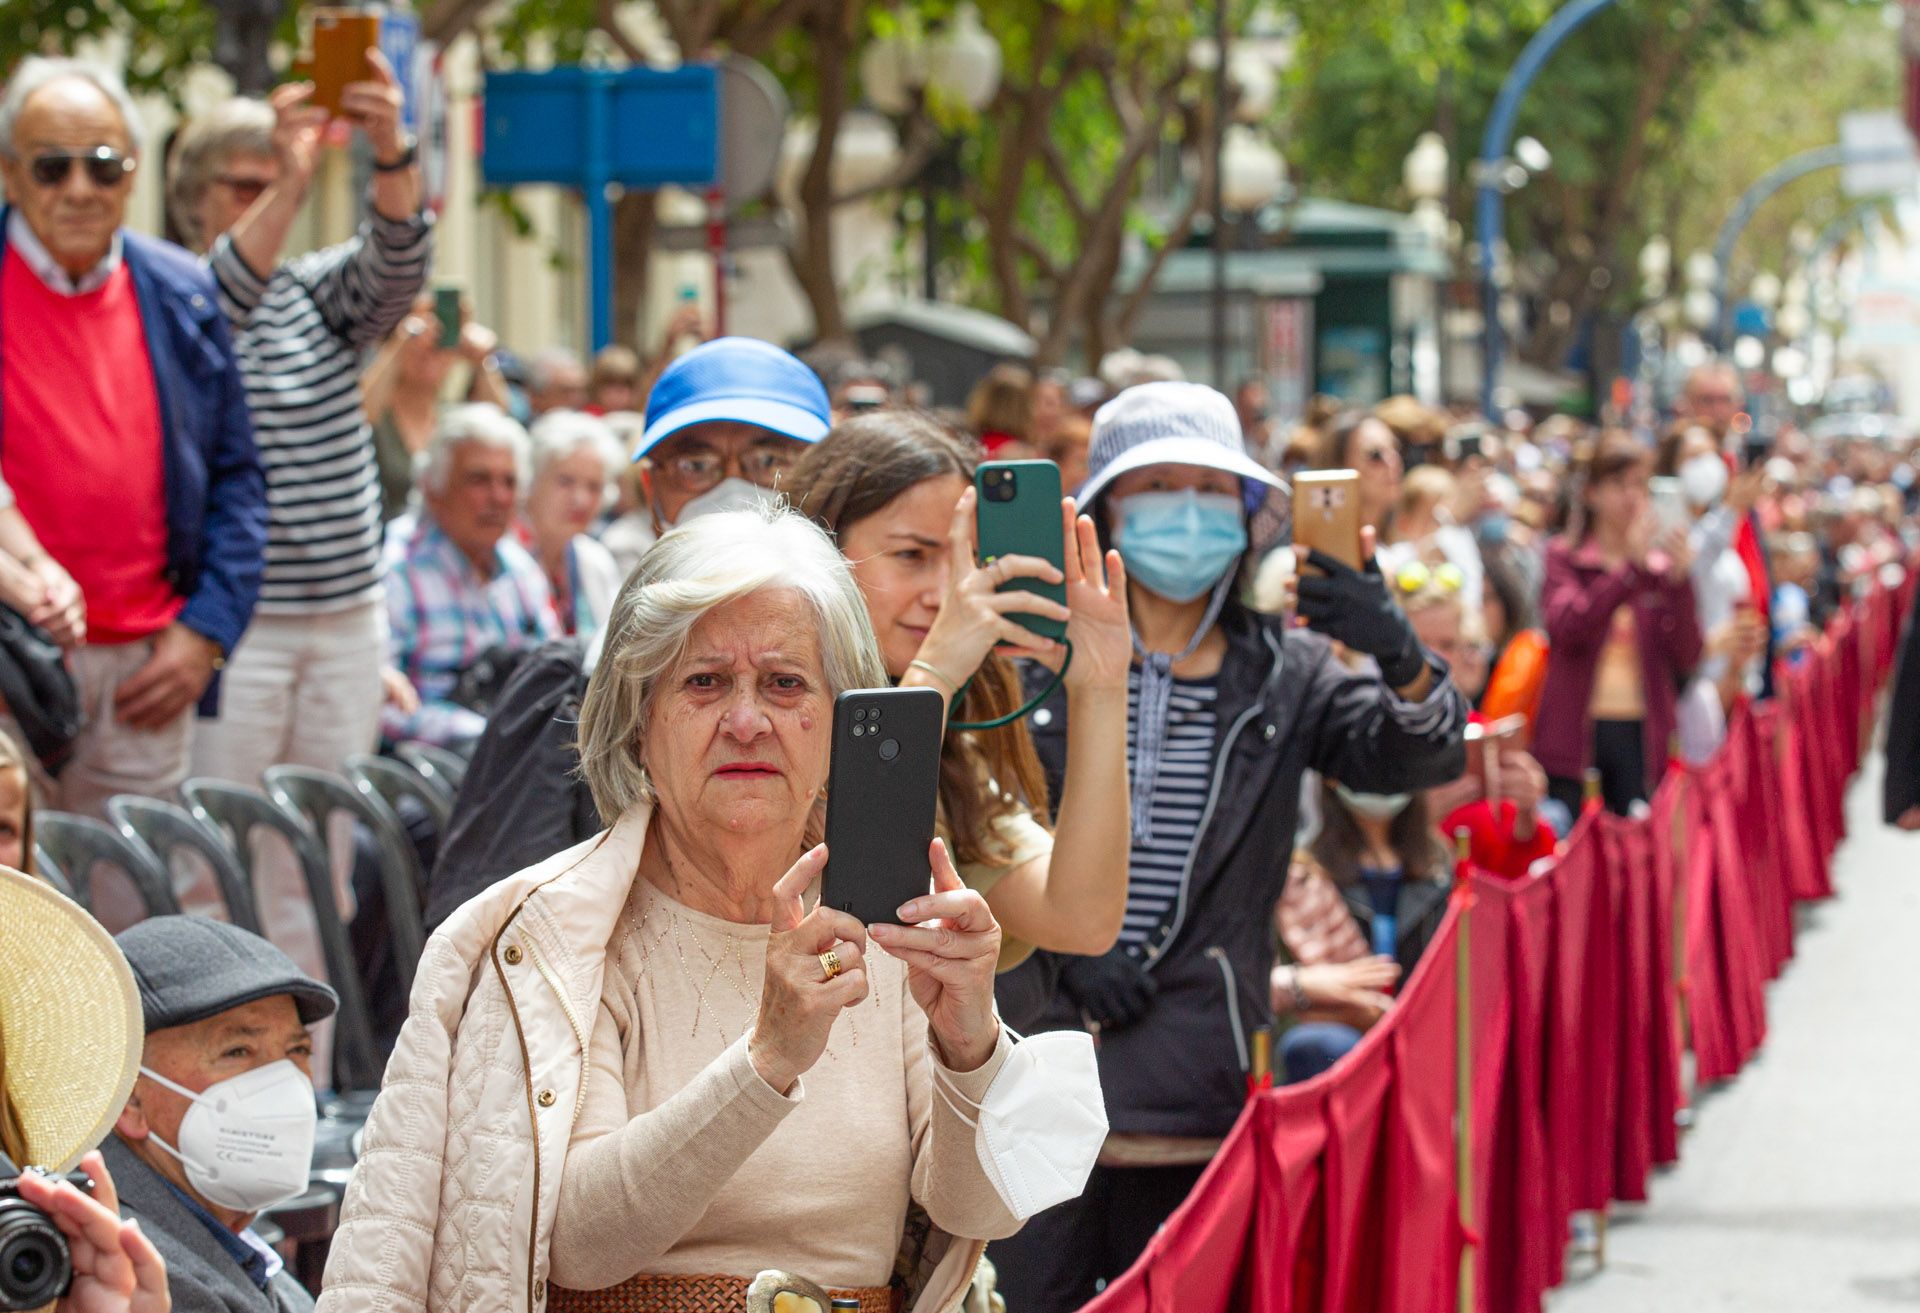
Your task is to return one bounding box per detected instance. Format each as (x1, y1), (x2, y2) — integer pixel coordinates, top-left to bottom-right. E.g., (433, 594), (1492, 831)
(1070, 578), (1908, 1313)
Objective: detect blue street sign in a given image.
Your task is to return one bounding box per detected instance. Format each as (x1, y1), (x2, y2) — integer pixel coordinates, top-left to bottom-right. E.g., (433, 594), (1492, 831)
(379, 10), (420, 134)
(481, 66), (720, 348)
(482, 67), (719, 189)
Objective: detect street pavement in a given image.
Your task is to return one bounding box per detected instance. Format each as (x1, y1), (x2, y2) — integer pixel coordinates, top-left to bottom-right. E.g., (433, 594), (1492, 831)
(1548, 751), (1920, 1311)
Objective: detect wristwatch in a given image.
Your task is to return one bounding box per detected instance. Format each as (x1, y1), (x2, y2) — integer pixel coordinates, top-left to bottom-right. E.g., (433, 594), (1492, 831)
(373, 137), (417, 173)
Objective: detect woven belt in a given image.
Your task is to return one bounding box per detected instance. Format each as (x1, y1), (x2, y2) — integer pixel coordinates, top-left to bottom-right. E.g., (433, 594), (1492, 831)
(547, 1273), (901, 1313)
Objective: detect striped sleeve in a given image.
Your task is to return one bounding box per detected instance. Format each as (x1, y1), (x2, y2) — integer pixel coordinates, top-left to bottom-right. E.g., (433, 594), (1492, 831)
(296, 204), (435, 352)
(206, 232), (272, 326)
(1379, 653), (1458, 737)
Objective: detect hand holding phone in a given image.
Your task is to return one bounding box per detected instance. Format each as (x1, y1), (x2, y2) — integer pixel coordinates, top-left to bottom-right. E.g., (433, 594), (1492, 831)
(975, 460), (1069, 643)
(305, 8), (380, 116)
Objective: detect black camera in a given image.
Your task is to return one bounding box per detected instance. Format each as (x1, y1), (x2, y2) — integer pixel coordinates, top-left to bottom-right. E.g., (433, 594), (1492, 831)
(983, 466), (1018, 502)
(0, 1152), (84, 1312)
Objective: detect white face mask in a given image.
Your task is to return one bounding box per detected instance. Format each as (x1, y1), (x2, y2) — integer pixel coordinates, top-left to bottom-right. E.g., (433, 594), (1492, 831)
(673, 477), (776, 525)
(1332, 781), (1413, 821)
(139, 1060), (316, 1213)
(932, 1027), (1107, 1220)
(1679, 453), (1729, 508)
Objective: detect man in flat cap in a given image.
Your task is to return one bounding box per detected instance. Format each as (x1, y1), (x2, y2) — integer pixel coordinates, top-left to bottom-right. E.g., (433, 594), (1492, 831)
(103, 916), (337, 1313)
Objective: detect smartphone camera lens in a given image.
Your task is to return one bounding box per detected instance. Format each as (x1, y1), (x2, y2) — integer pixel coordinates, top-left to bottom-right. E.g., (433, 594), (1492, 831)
(878, 738), (900, 762)
(851, 724), (864, 737)
(853, 707), (867, 722)
(987, 468), (1018, 502)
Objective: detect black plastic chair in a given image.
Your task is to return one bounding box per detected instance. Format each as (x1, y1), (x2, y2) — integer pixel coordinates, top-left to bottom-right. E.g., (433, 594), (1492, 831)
(397, 742), (467, 798)
(264, 765), (425, 994)
(33, 845), (78, 904)
(34, 812), (179, 922)
(345, 753), (452, 833)
(180, 778), (383, 1095)
(108, 796), (262, 934)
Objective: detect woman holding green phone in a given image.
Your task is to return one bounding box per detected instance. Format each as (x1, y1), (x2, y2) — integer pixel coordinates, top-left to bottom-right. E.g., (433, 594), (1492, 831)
(784, 413), (1134, 980)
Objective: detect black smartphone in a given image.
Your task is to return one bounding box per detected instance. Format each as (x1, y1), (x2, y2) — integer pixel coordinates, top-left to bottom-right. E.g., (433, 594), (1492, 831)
(433, 285), (463, 349)
(975, 459), (1067, 644)
(1742, 432), (1772, 470)
(820, 686), (945, 927)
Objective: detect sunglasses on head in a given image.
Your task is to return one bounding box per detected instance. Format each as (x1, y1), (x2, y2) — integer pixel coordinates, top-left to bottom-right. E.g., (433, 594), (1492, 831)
(27, 147), (135, 189)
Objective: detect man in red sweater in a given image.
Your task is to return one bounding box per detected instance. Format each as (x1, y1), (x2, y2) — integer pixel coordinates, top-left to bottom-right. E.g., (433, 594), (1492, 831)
(0, 58), (264, 855)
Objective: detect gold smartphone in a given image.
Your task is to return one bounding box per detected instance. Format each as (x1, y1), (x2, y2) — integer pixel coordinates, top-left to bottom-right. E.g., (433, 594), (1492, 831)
(306, 8), (382, 115)
(1292, 469), (1363, 573)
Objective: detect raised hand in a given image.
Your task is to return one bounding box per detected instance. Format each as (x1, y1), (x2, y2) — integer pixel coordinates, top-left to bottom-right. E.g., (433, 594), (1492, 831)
(1049, 496), (1129, 692)
(870, 838), (1002, 1072)
(750, 845), (870, 1094)
(267, 80), (327, 198)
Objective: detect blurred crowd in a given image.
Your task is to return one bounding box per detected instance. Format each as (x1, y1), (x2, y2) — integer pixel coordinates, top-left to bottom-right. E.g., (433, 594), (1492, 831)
(6, 49), (1920, 1313)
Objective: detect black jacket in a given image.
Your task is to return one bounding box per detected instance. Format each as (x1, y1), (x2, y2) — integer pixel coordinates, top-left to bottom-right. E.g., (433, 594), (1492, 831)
(101, 1135), (312, 1313)
(1024, 603), (1468, 1138)
(1338, 874), (1453, 982)
(1884, 599), (1920, 823)
(424, 640), (600, 931)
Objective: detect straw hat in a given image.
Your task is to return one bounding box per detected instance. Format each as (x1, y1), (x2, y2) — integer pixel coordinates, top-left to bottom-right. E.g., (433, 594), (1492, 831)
(0, 867), (143, 1171)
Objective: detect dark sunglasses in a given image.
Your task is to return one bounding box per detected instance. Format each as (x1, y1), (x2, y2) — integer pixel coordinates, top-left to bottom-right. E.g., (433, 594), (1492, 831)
(27, 147), (135, 189)
(214, 174), (271, 203)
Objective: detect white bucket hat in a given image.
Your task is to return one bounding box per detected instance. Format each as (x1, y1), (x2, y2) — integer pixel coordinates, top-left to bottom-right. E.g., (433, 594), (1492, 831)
(1079, 381), (1291, 545)
(0, 868), (144, 1170)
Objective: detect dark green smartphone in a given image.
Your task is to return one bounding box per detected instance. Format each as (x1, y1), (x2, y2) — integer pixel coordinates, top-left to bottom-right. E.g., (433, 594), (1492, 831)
(974, 459), (1067, 644)
(433, 286), (463, 349)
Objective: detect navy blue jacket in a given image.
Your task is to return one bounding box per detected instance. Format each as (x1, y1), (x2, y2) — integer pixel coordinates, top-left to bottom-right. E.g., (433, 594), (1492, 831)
(0, 213), (266, 661)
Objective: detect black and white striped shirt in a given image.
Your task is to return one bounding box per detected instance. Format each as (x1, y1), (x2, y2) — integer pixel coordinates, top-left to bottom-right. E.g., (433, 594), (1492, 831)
(209, 208), (431, 614)
(1121, 669), (1220, 947)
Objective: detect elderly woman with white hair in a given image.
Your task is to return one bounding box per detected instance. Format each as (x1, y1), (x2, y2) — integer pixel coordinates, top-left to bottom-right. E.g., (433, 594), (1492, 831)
(322, 506), (1024, 1313)
(523, 410), (626, 639)
(383, 403), (559, 749)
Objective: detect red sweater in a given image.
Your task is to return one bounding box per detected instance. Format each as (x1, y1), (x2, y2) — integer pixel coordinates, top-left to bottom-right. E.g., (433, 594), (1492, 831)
(1, 246), (178, 642)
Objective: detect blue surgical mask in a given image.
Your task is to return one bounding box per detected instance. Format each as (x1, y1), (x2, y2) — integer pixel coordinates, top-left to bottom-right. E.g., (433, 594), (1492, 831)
(1114, 490), (1248, 603)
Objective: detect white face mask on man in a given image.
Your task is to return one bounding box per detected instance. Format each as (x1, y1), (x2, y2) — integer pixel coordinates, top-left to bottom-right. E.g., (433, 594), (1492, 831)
(673, 477), (778, 525)
(139, 1060), (317, 1213)
(1679, 452), (1730, 508)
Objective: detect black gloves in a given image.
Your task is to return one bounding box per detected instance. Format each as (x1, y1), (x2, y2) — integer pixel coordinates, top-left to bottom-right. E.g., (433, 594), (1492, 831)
(1297, 549), (1428, 689)
(1059, 948), (1159, 1031)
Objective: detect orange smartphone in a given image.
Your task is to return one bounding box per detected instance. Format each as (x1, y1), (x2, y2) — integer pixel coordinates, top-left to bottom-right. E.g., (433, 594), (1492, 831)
(308, 8), (381, 115)
(1292, 469), (1363, 574)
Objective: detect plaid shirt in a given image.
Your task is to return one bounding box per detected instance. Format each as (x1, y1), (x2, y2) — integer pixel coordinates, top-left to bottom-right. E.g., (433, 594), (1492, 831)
(384, 519), (559, 747)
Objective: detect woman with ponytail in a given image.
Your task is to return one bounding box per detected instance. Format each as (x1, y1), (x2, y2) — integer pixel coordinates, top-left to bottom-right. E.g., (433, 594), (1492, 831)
(784, 411), (1134, 972)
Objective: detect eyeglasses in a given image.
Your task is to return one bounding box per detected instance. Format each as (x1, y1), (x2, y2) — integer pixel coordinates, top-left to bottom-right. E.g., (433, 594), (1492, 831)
(654, 447), (796, 492)
(1360, 447), (1396, 467)
(1393, 560), (1465, 596)
(214, 174), (271, 204)
(27, 147), (135, 189)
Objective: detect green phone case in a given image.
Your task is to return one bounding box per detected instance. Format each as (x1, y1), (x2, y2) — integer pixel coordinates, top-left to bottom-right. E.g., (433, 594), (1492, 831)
(433, 287), (462, 349)
(975, 459), (1067, 643)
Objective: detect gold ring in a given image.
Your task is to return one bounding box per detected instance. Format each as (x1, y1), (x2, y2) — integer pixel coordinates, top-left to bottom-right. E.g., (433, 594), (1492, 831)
(819, 950), (842, 982)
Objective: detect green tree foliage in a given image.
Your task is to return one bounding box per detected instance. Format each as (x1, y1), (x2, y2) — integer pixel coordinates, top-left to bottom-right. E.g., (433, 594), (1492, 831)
(1285, 0), (1864, 368)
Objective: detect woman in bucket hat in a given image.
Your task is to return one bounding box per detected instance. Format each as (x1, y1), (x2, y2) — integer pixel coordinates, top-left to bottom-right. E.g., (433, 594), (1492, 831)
(990, 381), (1470, 1311)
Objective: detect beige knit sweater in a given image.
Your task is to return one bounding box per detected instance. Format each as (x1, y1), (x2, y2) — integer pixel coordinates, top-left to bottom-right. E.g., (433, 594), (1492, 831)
(546, 876), (1023, 1292)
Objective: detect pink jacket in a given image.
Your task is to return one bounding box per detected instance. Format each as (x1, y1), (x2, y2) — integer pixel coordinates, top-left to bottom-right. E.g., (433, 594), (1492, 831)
(1533, 538), (1702, 791)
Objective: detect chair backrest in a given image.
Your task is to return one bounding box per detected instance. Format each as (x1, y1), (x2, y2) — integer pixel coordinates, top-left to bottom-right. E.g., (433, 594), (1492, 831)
(180, 778), (383, 1094)
(263, 765), (425, 993)
(345, 754), (453, 833)
(33, 844), (78, 904)
(108, 796), (262, 934)
(397, 742), (467, 797)
(34, 812), (178, 922)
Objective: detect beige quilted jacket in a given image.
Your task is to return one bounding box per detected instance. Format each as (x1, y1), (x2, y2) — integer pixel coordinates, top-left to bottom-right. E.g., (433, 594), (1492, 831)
(316, 805), (988, 1313)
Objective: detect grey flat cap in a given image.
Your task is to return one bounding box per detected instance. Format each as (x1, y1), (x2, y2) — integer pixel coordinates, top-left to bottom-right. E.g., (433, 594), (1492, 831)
(115, 915), (338, 1032)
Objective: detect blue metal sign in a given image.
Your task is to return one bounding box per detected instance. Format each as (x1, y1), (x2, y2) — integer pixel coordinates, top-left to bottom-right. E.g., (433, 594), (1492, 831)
(379, 10), (420, 134)
(482, 67), (720, 189)
(481, 66), (721, 349)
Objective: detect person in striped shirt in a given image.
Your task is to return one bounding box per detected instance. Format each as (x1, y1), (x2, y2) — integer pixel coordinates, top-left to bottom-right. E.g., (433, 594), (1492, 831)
(170, 52), (428, 781)
(164, 54), (429, 997)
